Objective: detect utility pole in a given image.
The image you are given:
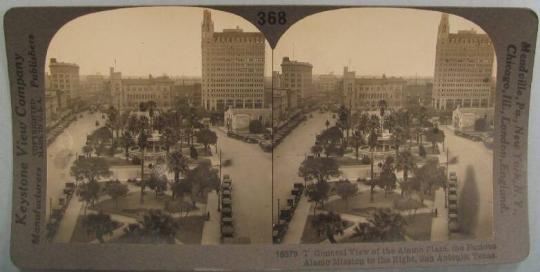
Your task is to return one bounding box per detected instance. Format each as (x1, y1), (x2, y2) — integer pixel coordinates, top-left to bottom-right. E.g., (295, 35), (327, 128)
(218, 149), (222, 212)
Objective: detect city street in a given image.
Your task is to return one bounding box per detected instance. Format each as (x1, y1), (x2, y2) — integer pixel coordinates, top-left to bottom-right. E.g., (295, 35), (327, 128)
(214, 129), (272, 244)
(46, 111), (104, 218)
(443, 126), (493, 239)
(273, 112), (334, 222)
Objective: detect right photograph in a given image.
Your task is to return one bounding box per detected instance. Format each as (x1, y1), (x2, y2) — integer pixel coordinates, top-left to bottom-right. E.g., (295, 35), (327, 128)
(271, 8), (495, 244)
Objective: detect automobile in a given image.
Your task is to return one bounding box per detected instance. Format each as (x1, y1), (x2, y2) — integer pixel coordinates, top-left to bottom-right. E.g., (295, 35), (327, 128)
(223, 174), (231, 181)
(448, 218), (460, 232)
(222, 198), (232, 209)
(222, 182), (232, 191)
(259, 140), (273, 152)
(244, 136), (258, 144)
(222, 207), (233, 217)
(221, 216), (233, 226)
(272, 223), (288, 244)
(222, 189), (231, 198)
(221, 225), (234, 238)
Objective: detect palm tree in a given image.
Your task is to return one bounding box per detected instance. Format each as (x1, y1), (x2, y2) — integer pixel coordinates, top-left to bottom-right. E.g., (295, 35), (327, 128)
(378, 100), (388, 130)
(167, 150), (189, 183)
(396, 150), (416, 197)
(367, 130), (378, 202)
(82, 211), (116, 243)
(390, 126), (407, 157)
(311, 212), (345, 243)
(350, 130), (364, 160)
(137, 126), (150, 204)
(352, 208), (407, 242)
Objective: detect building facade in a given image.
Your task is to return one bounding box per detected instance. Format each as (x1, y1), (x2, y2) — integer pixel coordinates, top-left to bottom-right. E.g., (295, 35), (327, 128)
(201, 10), (265, 112)
(48, 58), (80, 106)
(280, 57), (312, 107)
(342, 67), (406, 111)
(432, 14), (495, 111)
(109, 67), (174, 111)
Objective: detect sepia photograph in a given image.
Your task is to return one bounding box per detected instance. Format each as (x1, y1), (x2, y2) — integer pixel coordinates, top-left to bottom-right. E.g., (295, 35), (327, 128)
(44, 6), (496, 247)
(4, 2), (538, 270)
(44, 6), (273, 245)
(271, 8), (495, 244)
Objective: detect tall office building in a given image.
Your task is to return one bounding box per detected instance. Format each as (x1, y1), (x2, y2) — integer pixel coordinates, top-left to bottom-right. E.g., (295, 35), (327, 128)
(201, 10), (266, 111)
(432, 13), (495, 110)
(48, 58), (80, 105)
(280, 57), (312, 107)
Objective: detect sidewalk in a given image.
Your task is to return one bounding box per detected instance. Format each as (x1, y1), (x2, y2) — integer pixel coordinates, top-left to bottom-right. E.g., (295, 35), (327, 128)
(53, 196), (84, 243)
(430, 188), (449, 241)
(201, 192), (221, 245)
(282, 197), (312, 244)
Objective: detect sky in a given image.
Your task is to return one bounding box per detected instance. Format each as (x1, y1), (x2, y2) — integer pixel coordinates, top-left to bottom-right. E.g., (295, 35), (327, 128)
(46, 7), (490, 78)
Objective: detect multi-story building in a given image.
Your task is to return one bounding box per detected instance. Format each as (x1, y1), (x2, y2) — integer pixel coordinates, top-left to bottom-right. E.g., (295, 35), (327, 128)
(404, 81), (433, 107)
(80, 74), (106, 102)
(432, 13), (495, 110)
(109, 67), (174, 111)
(317, 73), (339, 94)
(48, 58), (80, 106)
(171, 82), (202, 107)
(201, 9), (265, 112)
(272, 88), (292, 127)
(280, 57), (312, 107)
(342, 67), (406, 111)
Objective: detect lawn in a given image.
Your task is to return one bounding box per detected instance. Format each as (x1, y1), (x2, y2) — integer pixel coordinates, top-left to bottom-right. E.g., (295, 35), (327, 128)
(324, 190), (421, 217)
(175, 215), (205, 244)
(403, 213), (434, 241)
(92, 192), (177, 218)
(109, 215), (205, 244)
(300, 215), (354, 244)
(69, 214), (123, 243)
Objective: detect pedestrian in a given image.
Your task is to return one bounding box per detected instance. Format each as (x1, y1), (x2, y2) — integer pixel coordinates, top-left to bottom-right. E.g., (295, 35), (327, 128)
(207, 211), (210, 221)
(435, 208), (438, 217)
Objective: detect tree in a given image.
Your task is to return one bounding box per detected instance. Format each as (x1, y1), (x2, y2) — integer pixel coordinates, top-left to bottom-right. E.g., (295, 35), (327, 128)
(379, 156), (397, 197)
(196, 128), (217, 154)
(425, 127), (445, 152)
(414, 159), (447, 202)
(350, 131), (364, 160)
(249, 119), (265, 134)
(311, 144), (323, 157)
(184, 161), (219, 206)
(171, 180), (192, 200)
(147, 173), (168, 199)
(474, 117), (488, 131)
(378, 100), (388, 130)
(77, 181), (101, 214)
(335, 180), (358, 210)
(190, 145), (198, 160)
(82, 211), (116, 243)
(390, 126), (407, 156)
(298, 157), (340, 184)
(396, 150), (416, 196)
(71, 157), (112, 184)
(82, 144), (93, 158)
(119, 131), (135, 161)
(311, 212), (345, 243)
(325, 119), (330, 129)
(306, 181), (330, 213)
(418, 144), (427, 158)
(106, 182), (129, 208)
(137, 128), (150, 204)
(352, 208), (407, 242)
(167, 150), (189, 183)
(160, 127), (178, 154)
(367, 130), (378, 202)
(124, 209), (180, 244)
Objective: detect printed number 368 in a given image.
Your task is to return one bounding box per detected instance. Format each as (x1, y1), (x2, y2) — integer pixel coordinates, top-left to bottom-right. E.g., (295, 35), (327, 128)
(257, 11), (286, 25)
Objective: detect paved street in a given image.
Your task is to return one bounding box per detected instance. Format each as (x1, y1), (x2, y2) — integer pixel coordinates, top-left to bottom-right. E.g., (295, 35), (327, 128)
(442, 126), (493, 239)
(273, 112), (334, 222)
(46, 111), (104, 218)
(214, 129), (272, 244)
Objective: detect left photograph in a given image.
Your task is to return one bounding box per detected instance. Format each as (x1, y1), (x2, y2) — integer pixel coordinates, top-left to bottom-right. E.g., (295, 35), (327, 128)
(44, 7), (273, 245)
